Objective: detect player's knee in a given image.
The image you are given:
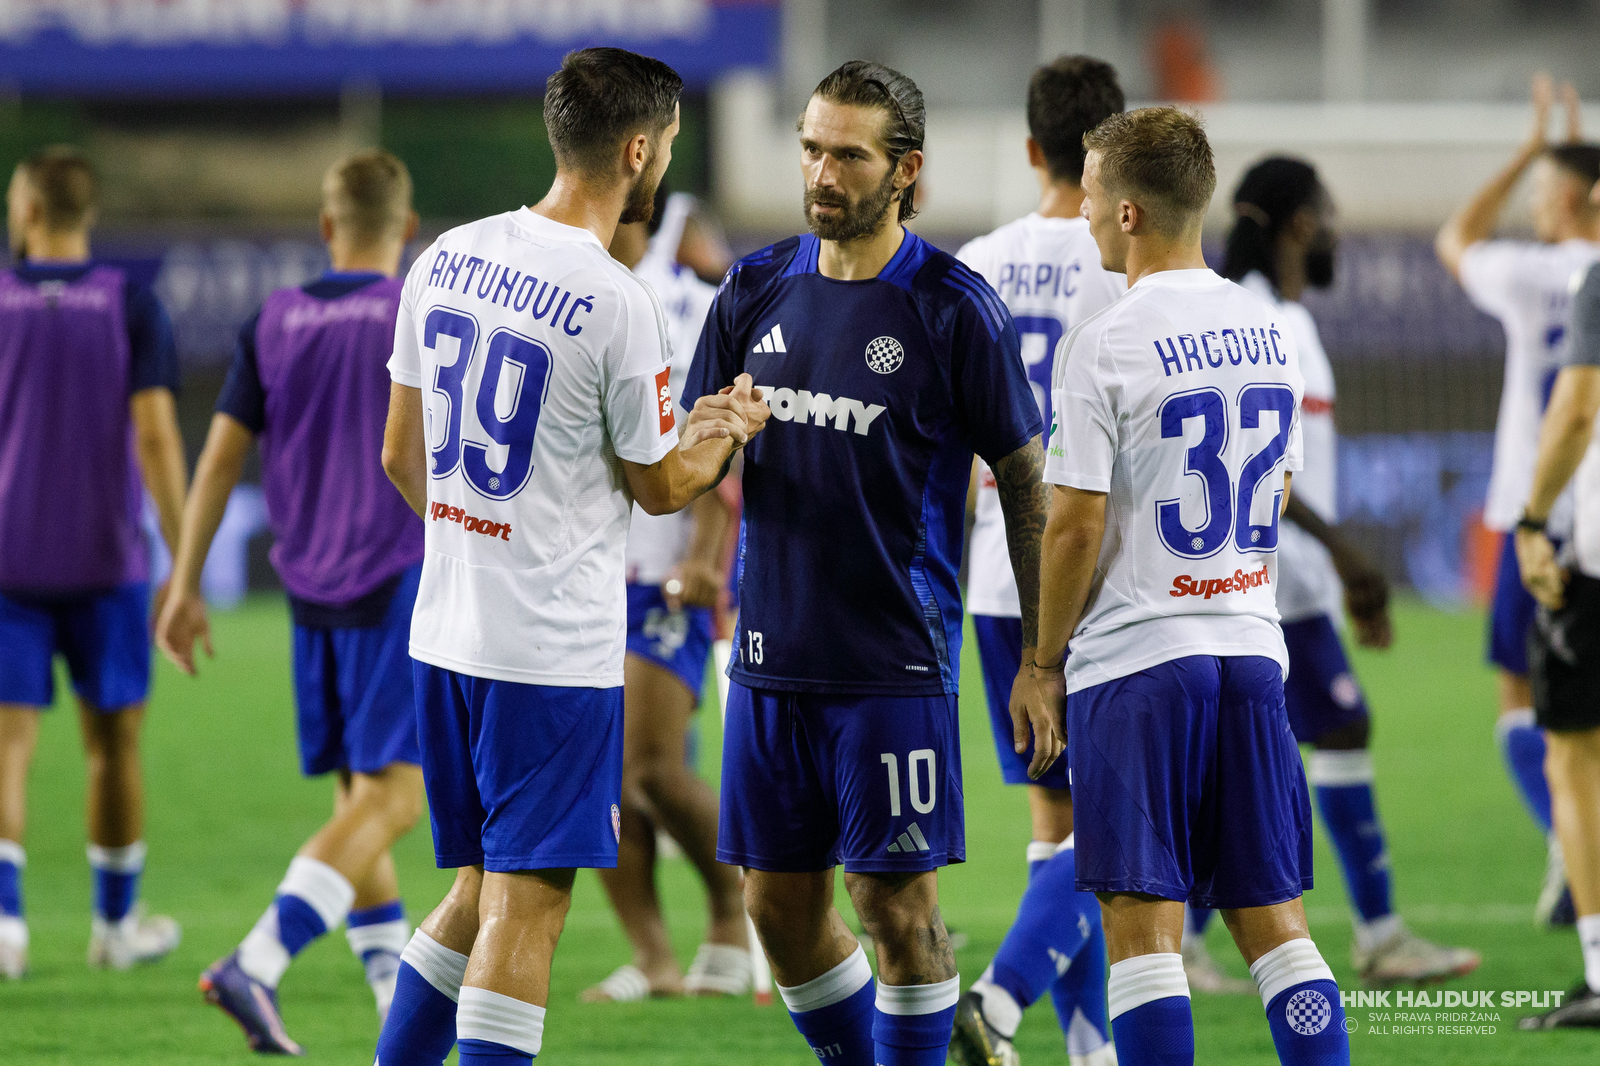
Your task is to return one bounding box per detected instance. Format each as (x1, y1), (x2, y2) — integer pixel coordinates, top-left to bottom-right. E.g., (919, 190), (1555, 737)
(1311, 717), (1370, 751)
(352, 767), (425, 835)
(844, 872), (937, 947)
(1545, 728), (1600, 779)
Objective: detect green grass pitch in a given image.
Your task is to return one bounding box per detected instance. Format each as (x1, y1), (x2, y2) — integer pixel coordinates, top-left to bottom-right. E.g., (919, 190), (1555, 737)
(1, 596), (1594, 1063)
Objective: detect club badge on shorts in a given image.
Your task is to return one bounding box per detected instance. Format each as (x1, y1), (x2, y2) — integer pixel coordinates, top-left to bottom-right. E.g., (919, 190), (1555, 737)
(611, 803), (621, 843)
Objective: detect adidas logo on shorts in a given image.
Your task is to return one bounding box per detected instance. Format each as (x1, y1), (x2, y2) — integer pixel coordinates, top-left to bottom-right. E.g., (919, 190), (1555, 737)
(886, 822), (930, 854)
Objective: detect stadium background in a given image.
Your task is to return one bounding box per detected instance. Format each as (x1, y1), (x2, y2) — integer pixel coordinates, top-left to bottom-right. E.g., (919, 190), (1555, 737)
(2, 0), (1597, 1062)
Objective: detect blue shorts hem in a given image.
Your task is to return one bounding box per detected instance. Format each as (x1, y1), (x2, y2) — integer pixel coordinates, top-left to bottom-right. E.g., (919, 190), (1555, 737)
(1073, 877), (1189, 901)
(1189, 879), (1312, 911)
(435, 849), (485, 870)
(304, 754), (422, 778)
(483, 852), (618, 872)
(842, 852), (964, 874)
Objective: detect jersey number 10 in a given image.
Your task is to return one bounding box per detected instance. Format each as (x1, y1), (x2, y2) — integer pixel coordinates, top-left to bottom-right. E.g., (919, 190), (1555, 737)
(425, 307), (552, 501)
(1158, 384), (1295, 559)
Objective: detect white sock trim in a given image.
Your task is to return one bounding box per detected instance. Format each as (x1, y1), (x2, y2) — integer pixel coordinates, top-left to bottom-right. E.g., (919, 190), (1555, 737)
(1055, 833), (1076, 854)
(0, 839), (25, 868)
(778, 944), (873, 1014)
(456, 986), (546, 1056)
(1577, 913), (1600, 994)
(1249, 938), (1335, 1010)
(1495, 708), (1536, 740)
(278, 856), (355, 932)
(348, 919), (411, 958)
(971, 977), (1022, 1039)
(0, 914), (27, 949)
(1307, 749), (1374, 787)
(86, 841), (147, 873)
(876, 974), (960, 1016)
(400, 929), (469, 1004)
(1107, 953), (1189, 1021)
(1026, 840), (1058, 864)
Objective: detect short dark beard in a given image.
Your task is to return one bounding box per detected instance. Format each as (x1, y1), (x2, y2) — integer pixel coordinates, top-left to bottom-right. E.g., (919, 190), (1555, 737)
(804, 167), (898, 243)
(619, 157), (661, 226)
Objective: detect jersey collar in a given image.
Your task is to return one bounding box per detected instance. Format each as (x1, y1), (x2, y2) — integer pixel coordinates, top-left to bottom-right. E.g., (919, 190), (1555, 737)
(782, 229), (935, 293)
(1128, 267), (1223, 293)
(511, 207), (606, 250)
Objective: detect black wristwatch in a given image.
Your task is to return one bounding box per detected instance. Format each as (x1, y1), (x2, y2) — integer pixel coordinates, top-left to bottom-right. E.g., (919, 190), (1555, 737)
(1516, 512), (1548, 534)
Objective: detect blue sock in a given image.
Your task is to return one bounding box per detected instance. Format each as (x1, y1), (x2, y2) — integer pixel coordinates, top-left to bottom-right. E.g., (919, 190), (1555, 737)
(87, 842), (145, 923)
(238, 856), (354, 988)
(1496, 710), (1553, 833)
(990, 846), (1096, 1011)
(376, 933), (468, 1066)
(873, 979), (959, 1066)
(1308, 750), (1393, 922)
(1252, 939), (1348, 1066)
(458, 1039), (531, 1064)
(1026, 839), (1056, 881)
(1108, 954), (1193, 1065)
(348, 900), (409, 982)
(778, 947), (876, 1065)
(0, 840), (23, 918)
(1050, 912), (1110, 1055)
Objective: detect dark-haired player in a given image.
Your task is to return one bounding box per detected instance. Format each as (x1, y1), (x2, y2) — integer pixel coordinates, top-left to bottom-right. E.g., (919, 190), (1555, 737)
(1028, 107), (1351, 1064)
(0, 146), (186, 979)
(373, 48), (765, 1066)
(950, 55), (1123, 1066)
(1437, 75), (1600, 925)
(683, 60), (1055, 1066)
(157, 151), (426, 1053)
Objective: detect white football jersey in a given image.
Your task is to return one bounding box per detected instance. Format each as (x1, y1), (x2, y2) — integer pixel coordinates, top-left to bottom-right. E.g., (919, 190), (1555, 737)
(956, 213), (1126, 617)
(1241, 273), (1342, 624)
(625, 194), (718, 587)
(1459, 239), (1600, 531)
(1045, 268), (1304, 694)
(388, 208), (678, 686)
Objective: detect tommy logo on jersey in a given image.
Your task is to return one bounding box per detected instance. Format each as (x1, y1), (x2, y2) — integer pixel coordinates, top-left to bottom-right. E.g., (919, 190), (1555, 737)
(655, 367), (674, 434)
(752, 324), (788, 354)
(755, 386), (886, 436)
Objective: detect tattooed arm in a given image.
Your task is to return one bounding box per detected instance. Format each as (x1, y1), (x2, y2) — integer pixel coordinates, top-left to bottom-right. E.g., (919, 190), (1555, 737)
(991, 434), (1063, 779)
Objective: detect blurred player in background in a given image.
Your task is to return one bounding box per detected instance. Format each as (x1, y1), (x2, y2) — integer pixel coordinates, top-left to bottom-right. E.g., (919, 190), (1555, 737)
(949, 55), (1124, 1066)
(156, 151), (425, 1053)
(583, 188), (750, 1003)
(1028, 108), (1351, 1065)
(1203, 156), (1481, 985)
(0, 146), (186, 980)
(1515, 228), (1600, 1030)
(685, 60), (1056, 1066)
(1436, 74), (1600, 925)
(374, 48), (764, 1066)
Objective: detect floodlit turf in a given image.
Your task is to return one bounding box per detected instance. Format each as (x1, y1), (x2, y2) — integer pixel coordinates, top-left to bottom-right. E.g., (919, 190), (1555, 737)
(1, 596), (1593, 1063)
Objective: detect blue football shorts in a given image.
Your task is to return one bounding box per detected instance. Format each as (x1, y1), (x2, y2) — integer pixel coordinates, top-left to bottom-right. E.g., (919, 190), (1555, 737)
(1067, 654), (1313, 910)
(625, 583), (713, 703)
(0, 582), (150, 711)
(1281, 614), (1371, 744)
(973, 614), (1071, 789)
(1489, 532), (1540, 675)
(413, 662), (624, 872)
(291, 564), (422, 777)
(718, 683), (965, 874)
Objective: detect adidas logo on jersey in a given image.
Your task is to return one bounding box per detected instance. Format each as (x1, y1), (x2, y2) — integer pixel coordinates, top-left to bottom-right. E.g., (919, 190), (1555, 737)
(887, 822), (931, 854)
(752, 324), (787, 354)
(757, 386), (887, 436)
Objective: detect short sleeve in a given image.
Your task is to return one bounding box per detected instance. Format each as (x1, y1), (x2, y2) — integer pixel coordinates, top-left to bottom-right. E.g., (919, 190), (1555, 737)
(387, 248), (431, 388)
(1457, 241), (1530, 320)
(680, 266), (744, 410)
(214, 312), (266, 433)
(1284, 406), (1305, 474)
(126, 281), (180, 394)
(950, 286), (1042, 464)
(1566, 262), (1600, 367)
(1043, 326), (1115, 492)
(604, 278), (679, 466)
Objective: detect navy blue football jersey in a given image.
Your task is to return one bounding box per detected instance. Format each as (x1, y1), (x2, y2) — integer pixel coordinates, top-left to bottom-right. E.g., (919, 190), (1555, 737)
(682, 231), (1040, 695)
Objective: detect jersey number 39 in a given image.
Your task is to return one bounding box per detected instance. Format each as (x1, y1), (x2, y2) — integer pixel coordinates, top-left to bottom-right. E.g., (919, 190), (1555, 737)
(425, 306), (552, 501)
(1158, 384), (1295, 559)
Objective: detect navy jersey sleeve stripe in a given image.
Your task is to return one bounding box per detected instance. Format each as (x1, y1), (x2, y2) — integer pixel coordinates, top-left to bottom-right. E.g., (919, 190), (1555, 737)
(941, 275), (1004, 341)
(947, 262), (1011, 331)
(214, 310), (266, 433)
(125, 278), (181, 394)
(941, 263), (1008, 335)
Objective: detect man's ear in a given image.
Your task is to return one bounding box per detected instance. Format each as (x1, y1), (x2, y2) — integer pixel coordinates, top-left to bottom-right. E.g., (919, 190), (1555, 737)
(319, 211), (335, 244)
(624, 132), (650, 178)
(895, 148), (924, 192)
(404, 210), (420, 244)
(1285, 204), (1319, 246)
(1120, 199), (1138, 235)
(1026, 137), (1045, 170)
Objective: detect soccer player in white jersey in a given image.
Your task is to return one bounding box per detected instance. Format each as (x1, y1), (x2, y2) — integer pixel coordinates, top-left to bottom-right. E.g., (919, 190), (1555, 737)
(1201, 156), (1480, 986)
(1437, 75), (1600, 924)
(1025, 108), (1351, 1065)
(583, 189), (751, 1003)
(373, 49), (768, 1066)
(949, 55), (1124, 1066)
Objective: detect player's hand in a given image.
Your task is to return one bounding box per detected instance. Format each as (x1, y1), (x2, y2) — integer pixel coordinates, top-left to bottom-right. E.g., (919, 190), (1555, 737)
(718, 373), (771, 442)
(1341, 562), (1393, 650)
(1011, 654), (1066, 780)
(1561, 81), (1583, 143)
(1516, 528), (1567, 609)
(664, 560), (723, 611)
(682, 397), (750, 450)
(155, 589), (214, 677)
(1527, 72), (1555, 150)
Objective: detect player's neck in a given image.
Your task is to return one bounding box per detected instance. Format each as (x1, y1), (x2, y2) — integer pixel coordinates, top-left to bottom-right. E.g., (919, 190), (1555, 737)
(529, 173), (625, 252)
(1122, 236), (1208, 288)
(328, 239), (402, 277)
(1036, 179), (1085, 220)
(1550, 214), (1600, 244)
(23, 228), (89, 264)
(1274, 252), (1304, 303)
(817, 222), (905, 282)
